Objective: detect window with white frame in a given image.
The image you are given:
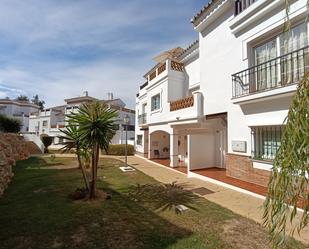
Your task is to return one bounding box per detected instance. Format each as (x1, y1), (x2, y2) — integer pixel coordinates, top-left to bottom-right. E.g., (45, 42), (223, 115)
(151, 94), (160, 111)
(253, 22), (309, 91)
(251, 126), (284, 161)
(42, 120), (48, 127)
(137, 135), (143, 146)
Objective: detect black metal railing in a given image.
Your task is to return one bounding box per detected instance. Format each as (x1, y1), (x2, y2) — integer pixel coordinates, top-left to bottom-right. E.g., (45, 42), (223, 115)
(251, 125), (283, 161)
(232, 45), (309, 98)
(138, 113), (147, 125)
(235, 0), (257, 16)
(140, 81), (148, 90)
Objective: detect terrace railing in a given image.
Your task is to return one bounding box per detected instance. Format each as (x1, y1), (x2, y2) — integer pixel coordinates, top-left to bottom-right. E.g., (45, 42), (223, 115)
(232, 45), (309, 98)
(234, 0), (258, 16)
(170, 95), (194, 112)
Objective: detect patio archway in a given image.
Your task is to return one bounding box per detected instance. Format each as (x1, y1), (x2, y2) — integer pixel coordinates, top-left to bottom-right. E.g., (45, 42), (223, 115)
(149, 130), (170, 159)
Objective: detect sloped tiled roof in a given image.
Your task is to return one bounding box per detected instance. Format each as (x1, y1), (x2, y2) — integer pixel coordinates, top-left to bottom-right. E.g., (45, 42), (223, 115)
(177, 40), (199, 60)
(191, 0), (219, 26)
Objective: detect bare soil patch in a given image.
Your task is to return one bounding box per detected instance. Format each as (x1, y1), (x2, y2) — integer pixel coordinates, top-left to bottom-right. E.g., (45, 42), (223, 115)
(223, 218), (270, 249)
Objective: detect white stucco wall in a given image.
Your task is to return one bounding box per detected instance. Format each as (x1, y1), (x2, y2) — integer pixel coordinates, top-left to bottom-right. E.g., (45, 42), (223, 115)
(197, 0), (306, 159)
(188, 133), (216, 170)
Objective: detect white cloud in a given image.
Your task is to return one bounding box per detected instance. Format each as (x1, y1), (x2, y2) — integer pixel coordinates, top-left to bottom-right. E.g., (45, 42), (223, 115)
(0, 0), (201, 108)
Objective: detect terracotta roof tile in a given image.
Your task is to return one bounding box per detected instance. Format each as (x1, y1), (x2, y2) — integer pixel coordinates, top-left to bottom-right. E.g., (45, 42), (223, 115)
(191, 0), (219, 26)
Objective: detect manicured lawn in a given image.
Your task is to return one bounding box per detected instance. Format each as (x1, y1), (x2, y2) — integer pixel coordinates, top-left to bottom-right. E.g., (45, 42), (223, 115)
(0, 157), (306, 249)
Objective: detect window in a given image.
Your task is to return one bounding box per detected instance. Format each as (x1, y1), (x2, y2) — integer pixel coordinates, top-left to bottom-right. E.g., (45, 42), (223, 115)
(251, 126), (284, 161)
(137, 135), (143, 146)
(254, 38), (278, 91)
(280, 23), (309, 85)
(151, 94), (160, 111)
(252, 23), (309, 91)
(42, 120), (48, 127)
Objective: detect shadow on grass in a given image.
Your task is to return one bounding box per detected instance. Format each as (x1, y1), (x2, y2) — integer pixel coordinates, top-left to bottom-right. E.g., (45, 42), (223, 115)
(0, 157), (195, 249)
(127, 182), (200, 214)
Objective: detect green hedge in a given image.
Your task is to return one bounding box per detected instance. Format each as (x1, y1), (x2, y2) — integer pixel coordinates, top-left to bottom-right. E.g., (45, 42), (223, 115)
(0, 114), (21, 133)
(103, 144), (134, 156)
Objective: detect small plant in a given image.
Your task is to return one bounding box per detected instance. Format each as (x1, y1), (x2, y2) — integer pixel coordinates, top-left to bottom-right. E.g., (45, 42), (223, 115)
(40, 134), (53, 153)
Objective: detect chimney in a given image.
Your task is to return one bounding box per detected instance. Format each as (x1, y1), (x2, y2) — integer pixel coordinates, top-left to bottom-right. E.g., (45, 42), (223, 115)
(107, 92), (113, 100)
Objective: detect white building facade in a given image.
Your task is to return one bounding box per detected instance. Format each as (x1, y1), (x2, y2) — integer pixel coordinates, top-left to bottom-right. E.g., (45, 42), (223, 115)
(29, 93), (135, 149)
(135, 0), (307, 187)
(0, 99), (39, 132)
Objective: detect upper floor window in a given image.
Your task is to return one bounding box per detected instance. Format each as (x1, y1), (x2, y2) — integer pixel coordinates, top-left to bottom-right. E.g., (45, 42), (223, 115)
(252, 22), (309, 90)
(42, 120), (48, 127)
(136, 135), (143, 146)
(254, 22), (308, 66)
(142, 103), (147, 114)
(151, 94), (160, 111)
(251, 125), (284, 161)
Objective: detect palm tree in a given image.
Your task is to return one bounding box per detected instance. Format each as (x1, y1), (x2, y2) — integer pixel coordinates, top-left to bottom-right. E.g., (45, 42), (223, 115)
(69, 102), (117, 199)
(60, 123), (90, 191)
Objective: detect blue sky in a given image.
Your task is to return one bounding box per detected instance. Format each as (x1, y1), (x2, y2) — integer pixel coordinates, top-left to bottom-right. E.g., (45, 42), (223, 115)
(0, 0), (206, 108)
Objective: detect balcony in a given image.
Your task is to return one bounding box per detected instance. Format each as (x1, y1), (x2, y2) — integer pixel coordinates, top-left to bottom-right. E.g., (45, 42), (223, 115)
(170, 96), (194, 112)
(234, 0), (258, 16)
(232, 45), (309, 98)
(138, 113), (147, 125)
(50, 122), (65, 130)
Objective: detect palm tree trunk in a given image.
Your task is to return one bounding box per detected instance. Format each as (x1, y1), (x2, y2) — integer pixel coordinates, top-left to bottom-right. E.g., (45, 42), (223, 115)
(76, 147), (89, 191)
(89, 143), (98, 199)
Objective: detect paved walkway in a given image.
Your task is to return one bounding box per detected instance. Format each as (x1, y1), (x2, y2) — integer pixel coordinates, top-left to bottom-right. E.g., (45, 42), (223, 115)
(104, 155), (309, 244)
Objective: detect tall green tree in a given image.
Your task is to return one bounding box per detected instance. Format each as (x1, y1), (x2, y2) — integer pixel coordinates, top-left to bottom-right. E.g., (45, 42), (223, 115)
(31, 94), (45, 111)
(69, 102), (117, 198)
(263, 2), (309, 247)
(60, 123), (90, 191)
(263, 74), (309, 247)
(15, 95), (29, 102)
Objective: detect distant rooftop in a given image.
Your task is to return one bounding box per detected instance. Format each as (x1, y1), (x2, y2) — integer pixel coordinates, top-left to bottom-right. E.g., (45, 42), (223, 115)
(0, 99), (40, 109)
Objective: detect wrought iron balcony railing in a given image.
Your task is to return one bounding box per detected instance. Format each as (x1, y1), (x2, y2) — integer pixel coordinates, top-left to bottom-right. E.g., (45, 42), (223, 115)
(138, 113), (147, 125)
(234, 0), (258, 16)
(232, 45), (309, 98)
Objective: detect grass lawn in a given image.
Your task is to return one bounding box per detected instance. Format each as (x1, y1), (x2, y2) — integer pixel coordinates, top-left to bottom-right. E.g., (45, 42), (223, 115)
(0, 157), (306, 249)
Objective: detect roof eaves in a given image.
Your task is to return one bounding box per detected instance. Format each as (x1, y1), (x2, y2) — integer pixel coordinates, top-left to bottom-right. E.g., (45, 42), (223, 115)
(191, 0), (219, 27)
(177, 40), (199, 60)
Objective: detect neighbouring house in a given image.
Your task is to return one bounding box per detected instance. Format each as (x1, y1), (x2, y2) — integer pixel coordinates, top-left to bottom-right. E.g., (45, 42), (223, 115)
(29, 92), (135, 149)
(0, 99), (40, 132)
(135, 0), (308, 189)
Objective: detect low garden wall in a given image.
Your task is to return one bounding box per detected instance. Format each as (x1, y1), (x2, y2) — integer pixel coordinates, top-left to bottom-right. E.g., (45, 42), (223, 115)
(0, 133), (30, 196)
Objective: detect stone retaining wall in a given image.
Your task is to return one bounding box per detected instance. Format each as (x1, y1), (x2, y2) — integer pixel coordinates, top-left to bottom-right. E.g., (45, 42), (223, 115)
(0, 133), (30, 196)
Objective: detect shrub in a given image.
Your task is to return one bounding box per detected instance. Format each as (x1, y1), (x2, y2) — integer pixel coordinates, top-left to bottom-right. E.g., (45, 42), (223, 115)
(103, 144), (134, 156)
(40, 134), (53, 153)
(0, 114), (21, 133)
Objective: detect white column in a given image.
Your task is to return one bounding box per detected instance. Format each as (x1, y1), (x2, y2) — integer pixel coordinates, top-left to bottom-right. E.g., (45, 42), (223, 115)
(187, 134), (191, 173)
(170, 132), (178, 167)
(148, 132), (151, 159)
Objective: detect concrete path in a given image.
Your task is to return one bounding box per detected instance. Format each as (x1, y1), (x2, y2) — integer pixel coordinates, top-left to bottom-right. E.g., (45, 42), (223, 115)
(104, 155), (309, 245)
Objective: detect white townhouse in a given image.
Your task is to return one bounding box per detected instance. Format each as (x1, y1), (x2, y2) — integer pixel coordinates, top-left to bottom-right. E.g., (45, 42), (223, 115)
(29, 92), (135, 149)
(135, 0), (308, 188)
(0, 99), (39, 132)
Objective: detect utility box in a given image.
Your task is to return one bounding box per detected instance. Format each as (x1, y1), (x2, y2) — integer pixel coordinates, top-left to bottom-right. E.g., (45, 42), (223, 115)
(232, 140), (247, 153)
